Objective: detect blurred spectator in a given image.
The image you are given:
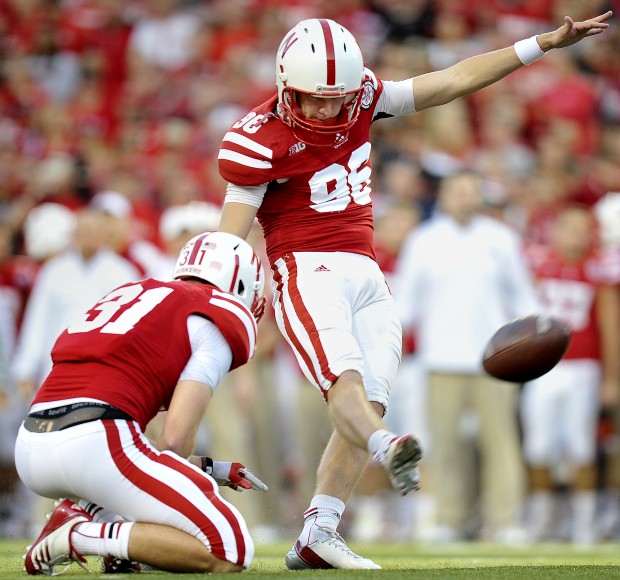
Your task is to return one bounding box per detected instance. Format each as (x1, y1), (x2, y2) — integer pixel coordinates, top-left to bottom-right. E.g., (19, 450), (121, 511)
(151, 200), (222, 280)
(22, 202), (75, 262)
(12, 208), (140, 401)
(26, 18), (82, 103)
(395, 171), (540, 543)
(521, 204), (620, 544)
(529, 50), (601, 157)
(0, 219), (38, 537)
(418, 99), (476, 182)
(593, 191), (620, 540)
(472, 92), (536, 184)
(89, 189), (162, 277)
(127, 0), (203, 72)
(369, 0), (436, 43)
(23, 154), (84, 209)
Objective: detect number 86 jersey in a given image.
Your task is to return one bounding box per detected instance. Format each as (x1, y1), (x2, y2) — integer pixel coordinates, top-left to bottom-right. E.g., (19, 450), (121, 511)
(31, 279), (257, 430)
(218, 70), (414, 267)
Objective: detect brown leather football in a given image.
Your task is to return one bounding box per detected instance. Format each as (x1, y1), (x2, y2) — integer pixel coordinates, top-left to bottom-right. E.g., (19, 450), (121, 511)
(482, 315), (572, 383)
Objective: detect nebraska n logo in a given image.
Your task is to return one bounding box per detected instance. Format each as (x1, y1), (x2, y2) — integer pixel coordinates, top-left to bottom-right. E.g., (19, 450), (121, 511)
(280, 32), (298, 59)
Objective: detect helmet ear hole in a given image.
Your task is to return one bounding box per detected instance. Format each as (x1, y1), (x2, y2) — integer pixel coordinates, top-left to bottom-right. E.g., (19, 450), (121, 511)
(237, 280), (245, 296)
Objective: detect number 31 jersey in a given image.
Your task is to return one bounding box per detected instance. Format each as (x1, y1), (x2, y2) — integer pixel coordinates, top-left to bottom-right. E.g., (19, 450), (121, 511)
(218, 70), (399, 266)
(32, 279), (257, 429)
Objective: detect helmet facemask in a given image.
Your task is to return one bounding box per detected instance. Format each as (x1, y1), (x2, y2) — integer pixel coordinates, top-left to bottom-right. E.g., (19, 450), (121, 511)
(279, 86), (364, 147)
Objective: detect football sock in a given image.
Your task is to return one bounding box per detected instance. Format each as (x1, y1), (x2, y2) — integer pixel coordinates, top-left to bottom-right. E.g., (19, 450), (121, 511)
(527, 491), (554, 541)
(368, 429), (397, 464)
(78, 500), (125, 523)
(571, 490), (597, 544)
(71, 521), (133, 559)
(301, 494), (345, 535)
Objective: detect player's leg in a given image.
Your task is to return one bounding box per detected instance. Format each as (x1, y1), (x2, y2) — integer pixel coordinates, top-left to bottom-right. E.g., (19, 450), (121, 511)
(272, 252), (421, 488)
(474, 374), (526, 542)
(15, 419), (253, 574)
(520, 372), (561, 541)
(273, 253), (420, 569)
(564, 360), (601, 544)
(427, 371), (470, 540)
(126, 522), (242, 573)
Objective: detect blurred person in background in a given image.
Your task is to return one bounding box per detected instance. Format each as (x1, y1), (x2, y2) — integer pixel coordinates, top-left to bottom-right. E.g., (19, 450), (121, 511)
(151, 201), (222, 281)
(592, 191), (620, 540)
(128, 0), (203, 73)
(12, 208), (140, 403)
(395, 171), (540, 543)
(89, 189), (163, 278)
(521, 204), (620, 545)
(0, 219), (40, 538)
(26, 10), (82, 104)
(216, 11), (612, 568)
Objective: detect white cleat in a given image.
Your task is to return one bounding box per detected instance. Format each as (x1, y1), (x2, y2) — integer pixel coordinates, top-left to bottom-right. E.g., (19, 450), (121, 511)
(23, 498), (92, 575)
(285, 526), (381, 570)
(383, 435), (422, 495)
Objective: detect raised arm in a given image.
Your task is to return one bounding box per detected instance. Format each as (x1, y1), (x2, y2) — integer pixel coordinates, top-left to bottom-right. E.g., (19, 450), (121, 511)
(412, 10), (613, 112)
(218, 201), (259, 240)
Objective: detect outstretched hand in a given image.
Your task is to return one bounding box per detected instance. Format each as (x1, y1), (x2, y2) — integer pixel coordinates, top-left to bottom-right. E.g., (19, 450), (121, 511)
(547, 10), (613, 49)
(200, 457), (269, 492)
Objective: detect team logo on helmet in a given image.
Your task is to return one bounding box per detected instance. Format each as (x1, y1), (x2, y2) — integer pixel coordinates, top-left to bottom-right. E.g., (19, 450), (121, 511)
(360, 81), (374, 110)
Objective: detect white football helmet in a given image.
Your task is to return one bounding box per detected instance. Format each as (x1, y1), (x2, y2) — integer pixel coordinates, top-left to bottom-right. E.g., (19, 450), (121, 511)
(276, 18), (365, 146)
(173, 231), (264, 310)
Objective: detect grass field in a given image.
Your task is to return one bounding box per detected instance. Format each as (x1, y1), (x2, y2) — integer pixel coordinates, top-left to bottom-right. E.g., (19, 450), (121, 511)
(2, 539), (620, 579)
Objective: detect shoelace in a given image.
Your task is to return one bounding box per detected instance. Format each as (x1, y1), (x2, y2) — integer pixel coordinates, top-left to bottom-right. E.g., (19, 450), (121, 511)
(315, 526), (364, 559)
(29, 555), (90, 577)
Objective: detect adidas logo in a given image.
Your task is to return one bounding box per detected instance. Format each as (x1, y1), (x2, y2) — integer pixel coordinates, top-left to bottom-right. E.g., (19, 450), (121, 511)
(314, 265), (330, 272)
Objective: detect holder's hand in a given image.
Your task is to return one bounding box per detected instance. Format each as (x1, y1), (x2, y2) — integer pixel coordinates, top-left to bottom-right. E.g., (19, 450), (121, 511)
(201, 457), (269, 492)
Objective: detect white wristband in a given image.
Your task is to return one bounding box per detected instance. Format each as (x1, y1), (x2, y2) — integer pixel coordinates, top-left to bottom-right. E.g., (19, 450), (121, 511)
(514, 35), (545, 66)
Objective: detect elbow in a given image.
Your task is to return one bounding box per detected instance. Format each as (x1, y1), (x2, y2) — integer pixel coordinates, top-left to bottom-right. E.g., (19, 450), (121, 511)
(157, 428), (195, 459)
(167, 439), (194, 458)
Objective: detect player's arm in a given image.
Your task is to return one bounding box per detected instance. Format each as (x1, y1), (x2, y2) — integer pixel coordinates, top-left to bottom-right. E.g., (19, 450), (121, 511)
(156, 315), (231, 457)
(219, 202), (259, 240)
(157, 379), (212, 458)
(218, 181), (266, 240)
(597, 284), (620, 408)
(411, 10), (612, 112)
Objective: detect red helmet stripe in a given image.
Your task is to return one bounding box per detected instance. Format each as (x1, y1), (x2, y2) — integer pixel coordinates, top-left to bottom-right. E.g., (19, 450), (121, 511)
(188, 234), (208, 265)
(229, 254), (240, 293)
(318, 19), (335, 86)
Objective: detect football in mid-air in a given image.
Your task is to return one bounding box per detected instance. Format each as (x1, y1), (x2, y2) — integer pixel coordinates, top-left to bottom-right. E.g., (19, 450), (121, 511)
(482, 314), (571, 383)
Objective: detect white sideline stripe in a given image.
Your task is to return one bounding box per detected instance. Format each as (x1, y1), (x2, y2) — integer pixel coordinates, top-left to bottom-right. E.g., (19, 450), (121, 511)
(218, 149), (272, 169)
(222, 132), (273, 158)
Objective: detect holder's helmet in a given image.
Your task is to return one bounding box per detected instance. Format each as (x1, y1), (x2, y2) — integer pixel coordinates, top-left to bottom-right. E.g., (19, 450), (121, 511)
(174, 231), (264, 310)
(276, 18), (365, 147)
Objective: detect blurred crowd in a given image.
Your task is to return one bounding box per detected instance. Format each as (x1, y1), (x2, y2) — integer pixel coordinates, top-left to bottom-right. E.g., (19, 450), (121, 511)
(1, 0), (620, 547)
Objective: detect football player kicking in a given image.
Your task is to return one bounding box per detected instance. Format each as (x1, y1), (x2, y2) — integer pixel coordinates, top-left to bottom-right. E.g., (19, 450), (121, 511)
(15, 232), (267, 575)
(216, 12), (613, 570)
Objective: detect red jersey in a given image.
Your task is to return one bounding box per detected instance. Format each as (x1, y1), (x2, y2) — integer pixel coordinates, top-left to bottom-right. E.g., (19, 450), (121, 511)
(218, 72), (387, 266)
(32, 279), (257, 429)
(525, 244), (614, 360)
